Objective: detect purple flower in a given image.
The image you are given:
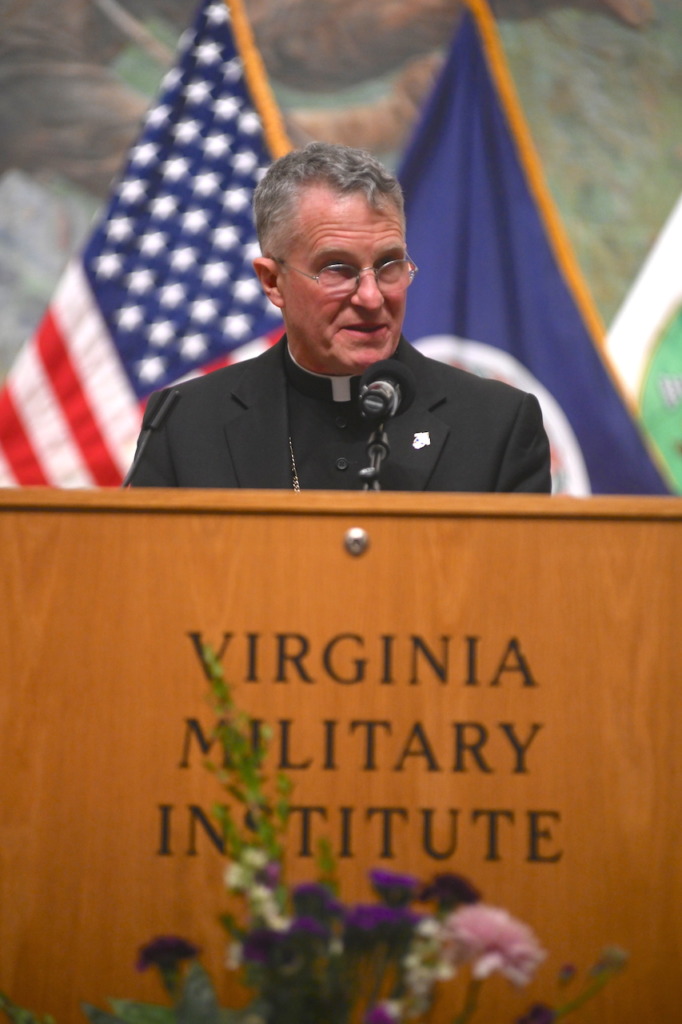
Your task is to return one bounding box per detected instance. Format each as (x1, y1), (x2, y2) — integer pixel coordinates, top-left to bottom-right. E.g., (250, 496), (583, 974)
(345, 903), (408, 931)
(242, 927), (280, 964)
(344, 903), (419, 954)
(289, 915), (330, 941)
(419, 873), (481, 910)
(135, 934), (201, 1000)
(365, 1003), (400, 1024)
(517, 1004), (556, 1024)
(242, 918), (328, 974)
(258, 860), (282, 889)
(136, 935), (201, 973)
(369, 868), (420, 907)
(293, 883), (342, 921)
(442, 904), (546, 987)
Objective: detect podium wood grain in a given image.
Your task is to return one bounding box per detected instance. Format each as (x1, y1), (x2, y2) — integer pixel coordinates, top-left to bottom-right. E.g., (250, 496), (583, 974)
(1, 490), (680, 1022)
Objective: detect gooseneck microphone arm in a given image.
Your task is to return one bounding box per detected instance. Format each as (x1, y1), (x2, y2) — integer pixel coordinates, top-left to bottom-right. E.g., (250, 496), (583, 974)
(357, 361), (416, 491)
(358, 424), (391, 491)
(121, 388), (180, 487)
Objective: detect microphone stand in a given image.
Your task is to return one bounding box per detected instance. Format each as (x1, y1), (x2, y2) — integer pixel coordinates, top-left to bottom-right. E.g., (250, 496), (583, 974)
(122, 388), (180, 487)
(358, 421), (390, 491)
(357, 360), (416, 491)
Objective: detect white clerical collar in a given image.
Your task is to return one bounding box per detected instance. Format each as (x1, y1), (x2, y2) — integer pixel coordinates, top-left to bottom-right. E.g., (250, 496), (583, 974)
(287, 347), (355, 402)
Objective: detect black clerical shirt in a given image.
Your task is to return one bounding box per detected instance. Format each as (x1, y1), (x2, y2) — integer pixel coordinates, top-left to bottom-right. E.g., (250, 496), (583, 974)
(284, 346), (371, 490)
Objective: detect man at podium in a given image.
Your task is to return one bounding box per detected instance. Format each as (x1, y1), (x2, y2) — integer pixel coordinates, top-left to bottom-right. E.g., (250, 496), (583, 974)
(128, 142), (550, 493)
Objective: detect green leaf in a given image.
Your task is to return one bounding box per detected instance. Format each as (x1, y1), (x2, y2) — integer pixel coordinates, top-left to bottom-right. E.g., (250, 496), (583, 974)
(109, 1001), (175, 1024)
(220, 1000), (269, 1024)
(80, 1005), (128, 1024)
(0, 992), (55, 1024)
(176, 964), (220, 1024)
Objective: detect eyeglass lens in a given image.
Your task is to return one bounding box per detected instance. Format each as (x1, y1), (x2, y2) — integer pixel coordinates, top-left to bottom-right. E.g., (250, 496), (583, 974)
(319, 260), (414, 294)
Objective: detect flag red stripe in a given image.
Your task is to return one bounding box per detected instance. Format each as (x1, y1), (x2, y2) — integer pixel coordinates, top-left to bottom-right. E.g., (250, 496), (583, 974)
(37, 312), (123, 485)
(0, 388), (50, 485)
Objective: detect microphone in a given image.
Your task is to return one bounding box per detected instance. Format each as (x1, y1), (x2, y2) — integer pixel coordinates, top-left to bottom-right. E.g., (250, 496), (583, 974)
(122, 388), (180, 487)
(359, 360), (416, 422)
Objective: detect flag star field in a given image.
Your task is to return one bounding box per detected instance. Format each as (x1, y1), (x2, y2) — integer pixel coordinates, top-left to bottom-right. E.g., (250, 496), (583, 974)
(85, 0), (281, 398)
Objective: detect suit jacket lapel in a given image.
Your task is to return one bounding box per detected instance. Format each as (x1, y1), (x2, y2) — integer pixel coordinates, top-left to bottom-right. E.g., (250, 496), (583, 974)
(222, 339), (293, 489)
(383, 407), (450, 490)
(380, 338), (451, 490)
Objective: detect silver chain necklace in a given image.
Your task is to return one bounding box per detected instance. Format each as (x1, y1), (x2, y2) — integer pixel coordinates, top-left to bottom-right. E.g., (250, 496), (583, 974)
(288, 436), (300, 492)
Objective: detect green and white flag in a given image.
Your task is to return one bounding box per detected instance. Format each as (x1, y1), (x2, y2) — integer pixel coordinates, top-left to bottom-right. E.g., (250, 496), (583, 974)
(606, 194), (682, 493)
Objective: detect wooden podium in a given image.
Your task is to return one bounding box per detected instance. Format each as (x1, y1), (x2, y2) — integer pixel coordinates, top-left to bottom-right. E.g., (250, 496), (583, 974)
(1, 489), (681, 1023)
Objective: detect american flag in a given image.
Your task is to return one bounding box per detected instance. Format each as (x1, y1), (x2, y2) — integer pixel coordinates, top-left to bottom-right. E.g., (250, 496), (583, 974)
(0, 0), (289, 487)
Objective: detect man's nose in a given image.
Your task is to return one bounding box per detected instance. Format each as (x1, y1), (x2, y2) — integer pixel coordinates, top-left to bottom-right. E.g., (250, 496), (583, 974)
(352, 268), (384, 307)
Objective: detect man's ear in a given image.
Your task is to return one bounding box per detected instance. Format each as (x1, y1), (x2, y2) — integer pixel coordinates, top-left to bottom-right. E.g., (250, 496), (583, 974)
(253, 257), (285, 310)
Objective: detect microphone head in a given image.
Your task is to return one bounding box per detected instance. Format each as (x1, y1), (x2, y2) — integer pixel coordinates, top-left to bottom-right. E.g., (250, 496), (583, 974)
(359, 360), (416, 420)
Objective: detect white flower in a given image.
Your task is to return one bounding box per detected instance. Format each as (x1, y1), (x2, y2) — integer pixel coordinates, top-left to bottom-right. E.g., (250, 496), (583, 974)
(435, 961), (456, 982)
(415, 916), (440, 938)
(225, 863), (248, 890)
(269, 912), (290, 932)
(242, 847), (268, 869)
(226, 941), (243, 969)
(401, 917), (455, 1015)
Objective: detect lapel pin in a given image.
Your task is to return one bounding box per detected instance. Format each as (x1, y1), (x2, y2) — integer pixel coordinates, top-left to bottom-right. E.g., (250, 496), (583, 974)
(413, 431), (431, 450)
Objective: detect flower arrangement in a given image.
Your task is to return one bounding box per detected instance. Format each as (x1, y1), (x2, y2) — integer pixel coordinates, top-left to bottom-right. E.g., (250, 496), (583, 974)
(0, 647), (626, 1024)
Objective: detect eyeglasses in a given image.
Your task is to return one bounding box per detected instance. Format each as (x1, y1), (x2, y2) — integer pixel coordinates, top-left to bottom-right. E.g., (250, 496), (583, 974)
(274, 256), (418, 298)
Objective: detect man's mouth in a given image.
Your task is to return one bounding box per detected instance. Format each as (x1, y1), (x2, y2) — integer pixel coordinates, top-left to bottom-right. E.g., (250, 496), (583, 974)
(344, 323), (385, 335)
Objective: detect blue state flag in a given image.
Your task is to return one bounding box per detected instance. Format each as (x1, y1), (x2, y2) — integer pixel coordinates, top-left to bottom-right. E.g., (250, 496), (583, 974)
(398, 0), (669, 495)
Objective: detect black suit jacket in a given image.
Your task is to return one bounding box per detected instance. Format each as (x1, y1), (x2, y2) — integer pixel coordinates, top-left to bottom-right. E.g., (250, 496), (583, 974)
(130, 336), (551, 492)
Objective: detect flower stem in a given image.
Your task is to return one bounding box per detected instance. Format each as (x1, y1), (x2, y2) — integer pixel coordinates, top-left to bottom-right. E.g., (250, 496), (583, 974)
(554, 968), (620, 1018)
(548, 950), (622, 1015)
(366, 944), (392, 1008)
(451, 977), (483, 1024)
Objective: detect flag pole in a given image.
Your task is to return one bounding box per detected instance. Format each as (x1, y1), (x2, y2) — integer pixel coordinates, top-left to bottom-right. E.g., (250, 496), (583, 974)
(226, 0), (293, 159)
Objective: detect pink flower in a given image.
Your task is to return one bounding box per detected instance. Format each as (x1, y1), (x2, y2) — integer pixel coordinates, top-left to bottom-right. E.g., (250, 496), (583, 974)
(441, 904), (546, 987)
